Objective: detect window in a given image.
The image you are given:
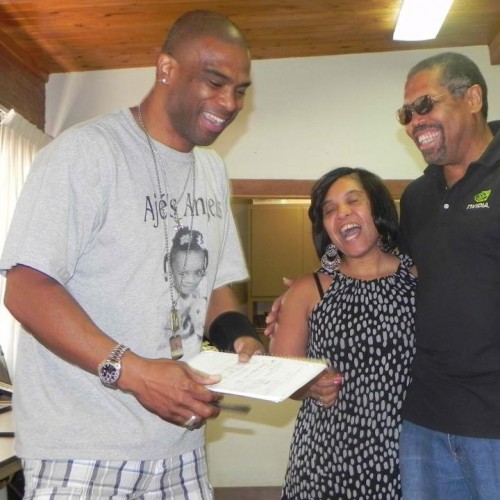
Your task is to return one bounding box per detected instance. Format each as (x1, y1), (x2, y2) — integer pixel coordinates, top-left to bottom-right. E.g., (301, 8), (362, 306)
(0, 110), (51, 374)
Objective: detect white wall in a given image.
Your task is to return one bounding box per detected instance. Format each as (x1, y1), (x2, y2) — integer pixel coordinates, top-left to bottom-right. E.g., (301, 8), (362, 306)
(46, 45), (500, 184)
(44, 45), (500, 488)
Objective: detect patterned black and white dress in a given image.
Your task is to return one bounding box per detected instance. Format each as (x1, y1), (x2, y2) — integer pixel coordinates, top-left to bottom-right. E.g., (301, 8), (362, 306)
(282, 253), (416, 500)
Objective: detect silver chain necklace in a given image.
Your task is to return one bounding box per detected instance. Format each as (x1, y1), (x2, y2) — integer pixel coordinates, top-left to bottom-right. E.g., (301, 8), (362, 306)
(138, 104), (196, 359)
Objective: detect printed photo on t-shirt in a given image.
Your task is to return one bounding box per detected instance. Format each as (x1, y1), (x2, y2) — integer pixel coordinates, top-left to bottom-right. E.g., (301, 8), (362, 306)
(164, 227), (208, 342)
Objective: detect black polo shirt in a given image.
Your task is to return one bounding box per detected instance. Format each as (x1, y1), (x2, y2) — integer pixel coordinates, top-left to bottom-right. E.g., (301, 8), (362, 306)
(399, 121), (500, 438)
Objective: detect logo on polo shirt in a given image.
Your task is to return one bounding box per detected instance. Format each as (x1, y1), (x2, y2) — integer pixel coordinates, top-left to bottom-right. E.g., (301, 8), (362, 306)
(467, 189), (491, 210)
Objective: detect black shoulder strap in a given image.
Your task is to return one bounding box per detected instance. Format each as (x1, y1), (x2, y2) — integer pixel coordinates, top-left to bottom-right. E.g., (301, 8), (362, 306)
(312, 272), (324, 299)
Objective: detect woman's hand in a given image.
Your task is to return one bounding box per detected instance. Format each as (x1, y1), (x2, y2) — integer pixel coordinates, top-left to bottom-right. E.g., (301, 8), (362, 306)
(304, 368), (344, 409)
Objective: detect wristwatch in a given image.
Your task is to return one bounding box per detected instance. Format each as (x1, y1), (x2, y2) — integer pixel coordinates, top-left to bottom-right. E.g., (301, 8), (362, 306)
(97, 344), (130, 388)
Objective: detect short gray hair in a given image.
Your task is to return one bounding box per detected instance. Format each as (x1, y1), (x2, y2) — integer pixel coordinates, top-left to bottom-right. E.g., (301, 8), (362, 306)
(407, 52), (488, 120)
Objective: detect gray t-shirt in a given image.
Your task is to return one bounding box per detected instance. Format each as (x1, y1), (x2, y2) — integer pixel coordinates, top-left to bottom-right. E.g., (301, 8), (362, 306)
(0, 109), (248, 460)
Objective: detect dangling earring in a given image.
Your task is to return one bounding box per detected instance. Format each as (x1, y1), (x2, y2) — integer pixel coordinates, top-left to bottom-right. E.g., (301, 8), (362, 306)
(378, 236), (391, 253)
(321, 243), (341, 273)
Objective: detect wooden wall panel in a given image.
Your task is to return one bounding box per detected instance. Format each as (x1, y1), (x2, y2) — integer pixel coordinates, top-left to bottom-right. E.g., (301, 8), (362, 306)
(231, 179), (411, 200)
(490, 29), (500, 65)
(0, 34), (47, 131)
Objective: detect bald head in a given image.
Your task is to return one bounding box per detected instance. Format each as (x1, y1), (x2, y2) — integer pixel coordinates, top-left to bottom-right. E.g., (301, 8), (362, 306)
(162, 10), (249, 57)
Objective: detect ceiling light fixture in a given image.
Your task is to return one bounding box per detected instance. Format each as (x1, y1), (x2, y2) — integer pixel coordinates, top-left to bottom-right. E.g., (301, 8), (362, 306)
(393, 0), (454, 41)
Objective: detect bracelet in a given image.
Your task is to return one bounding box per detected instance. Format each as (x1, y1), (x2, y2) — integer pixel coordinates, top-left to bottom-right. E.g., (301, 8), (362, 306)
(208, 311), (260, 352)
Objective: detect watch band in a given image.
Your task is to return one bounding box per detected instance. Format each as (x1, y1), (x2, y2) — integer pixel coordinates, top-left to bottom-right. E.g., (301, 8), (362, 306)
(107, 343), (130, 363)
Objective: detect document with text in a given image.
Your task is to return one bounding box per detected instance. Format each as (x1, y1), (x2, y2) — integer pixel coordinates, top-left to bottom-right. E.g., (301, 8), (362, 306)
(187, 351), (328, 403)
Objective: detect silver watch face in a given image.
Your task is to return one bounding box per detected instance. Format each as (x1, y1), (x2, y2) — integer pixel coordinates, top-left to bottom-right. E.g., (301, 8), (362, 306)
(99, 362), (120, 385)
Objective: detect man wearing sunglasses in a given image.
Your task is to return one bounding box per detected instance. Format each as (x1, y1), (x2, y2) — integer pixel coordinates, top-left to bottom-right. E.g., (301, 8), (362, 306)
(397, 52), (500, 499)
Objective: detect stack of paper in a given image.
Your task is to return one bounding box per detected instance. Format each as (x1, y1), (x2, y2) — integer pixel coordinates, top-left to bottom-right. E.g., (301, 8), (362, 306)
(187, 351), (327, 403)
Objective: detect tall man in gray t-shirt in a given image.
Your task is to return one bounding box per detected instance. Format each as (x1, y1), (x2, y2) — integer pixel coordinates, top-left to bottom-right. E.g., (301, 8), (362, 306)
(0, 10), (264, 498)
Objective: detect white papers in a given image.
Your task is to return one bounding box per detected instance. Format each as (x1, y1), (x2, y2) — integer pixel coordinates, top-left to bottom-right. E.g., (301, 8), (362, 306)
(187, 351), (327, 403)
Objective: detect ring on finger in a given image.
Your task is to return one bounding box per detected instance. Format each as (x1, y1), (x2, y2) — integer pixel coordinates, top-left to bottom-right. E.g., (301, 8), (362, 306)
(183, 414), (198, 430)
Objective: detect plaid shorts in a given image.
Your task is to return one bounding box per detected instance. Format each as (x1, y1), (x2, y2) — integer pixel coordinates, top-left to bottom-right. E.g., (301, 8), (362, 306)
(22, 447), (214, 499)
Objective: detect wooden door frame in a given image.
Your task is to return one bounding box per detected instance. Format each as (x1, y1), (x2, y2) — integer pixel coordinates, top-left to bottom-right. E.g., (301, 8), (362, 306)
(231, 179), (411, 200)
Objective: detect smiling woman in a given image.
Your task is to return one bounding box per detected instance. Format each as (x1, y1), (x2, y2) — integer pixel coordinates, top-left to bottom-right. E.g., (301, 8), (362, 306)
(270, 167), (417, 499)
(236, 180), (407, 332)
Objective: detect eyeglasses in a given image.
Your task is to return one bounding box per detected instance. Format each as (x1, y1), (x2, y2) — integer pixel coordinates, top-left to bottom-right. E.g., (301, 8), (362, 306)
(396, 92), (449, 125)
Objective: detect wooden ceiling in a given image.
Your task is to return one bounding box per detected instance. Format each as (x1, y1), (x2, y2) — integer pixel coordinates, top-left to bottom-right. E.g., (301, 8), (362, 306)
(0, 0), (499, 80)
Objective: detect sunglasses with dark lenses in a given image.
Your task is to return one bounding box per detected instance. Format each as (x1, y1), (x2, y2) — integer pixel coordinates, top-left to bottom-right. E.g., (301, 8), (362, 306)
(396, 92), (449, 125)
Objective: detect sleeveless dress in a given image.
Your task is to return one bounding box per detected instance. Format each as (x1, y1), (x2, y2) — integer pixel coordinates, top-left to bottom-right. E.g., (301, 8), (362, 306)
(281, 253), (416, 500)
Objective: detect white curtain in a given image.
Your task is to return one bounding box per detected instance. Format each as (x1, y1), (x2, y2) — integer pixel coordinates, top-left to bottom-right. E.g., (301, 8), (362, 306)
(0, 109), (52, 375)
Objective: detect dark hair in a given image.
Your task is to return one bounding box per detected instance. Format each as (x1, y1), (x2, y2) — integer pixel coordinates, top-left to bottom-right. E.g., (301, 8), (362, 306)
(162, 10), (248, 57)
(164, 227), (209, 275)
(308, 167), (398, 259)
(407, 52), (488, 120)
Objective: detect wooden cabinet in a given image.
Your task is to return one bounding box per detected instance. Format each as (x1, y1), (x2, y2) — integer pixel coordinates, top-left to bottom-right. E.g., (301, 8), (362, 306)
(247, 203), (319, 324)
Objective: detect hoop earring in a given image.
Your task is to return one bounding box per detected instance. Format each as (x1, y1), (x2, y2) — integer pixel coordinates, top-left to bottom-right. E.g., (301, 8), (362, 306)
(321, 243), (341, 273)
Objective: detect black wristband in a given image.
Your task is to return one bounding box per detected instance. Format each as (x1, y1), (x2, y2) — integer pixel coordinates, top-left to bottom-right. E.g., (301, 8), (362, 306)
(208, 311), (260, 352)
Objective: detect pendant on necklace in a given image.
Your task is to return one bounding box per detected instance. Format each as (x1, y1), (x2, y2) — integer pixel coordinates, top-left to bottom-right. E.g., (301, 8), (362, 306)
(169, 307), (183, 359)
(173, 218), (183, 232)
(171, 201), (183, 232)
(170, 307), (180, 332)
(169, 335), (184, 360)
